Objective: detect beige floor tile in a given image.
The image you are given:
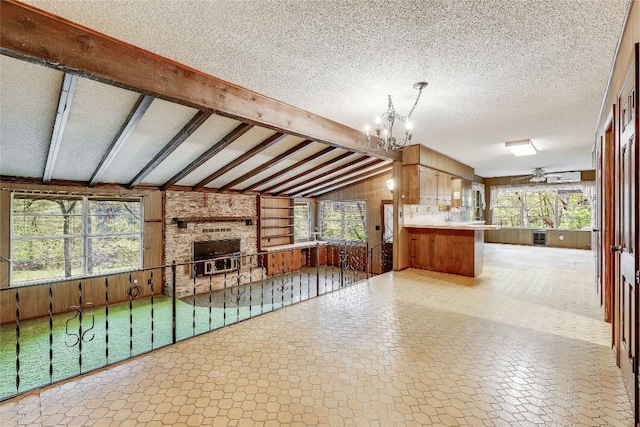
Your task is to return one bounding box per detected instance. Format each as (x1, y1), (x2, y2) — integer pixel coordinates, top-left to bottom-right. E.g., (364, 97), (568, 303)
(1, 244), (634, 426)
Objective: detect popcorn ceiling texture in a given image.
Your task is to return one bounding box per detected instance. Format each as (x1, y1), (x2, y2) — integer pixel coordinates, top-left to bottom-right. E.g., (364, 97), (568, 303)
(21, 0), (630, 179)
(164, 191), (258, 297)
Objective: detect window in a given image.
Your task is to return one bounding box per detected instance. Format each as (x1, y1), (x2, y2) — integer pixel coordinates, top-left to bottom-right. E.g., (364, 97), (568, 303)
(320, 201), (366, 241)
(11, 194), (143, 285)
(294, 202), (310, 240)
(491, 186), (592, 230)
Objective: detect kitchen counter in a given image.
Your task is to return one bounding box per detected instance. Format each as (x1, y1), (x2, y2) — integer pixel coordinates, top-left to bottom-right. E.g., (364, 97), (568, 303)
(405, 225), (486, 277)
(404, 223), (499, 231)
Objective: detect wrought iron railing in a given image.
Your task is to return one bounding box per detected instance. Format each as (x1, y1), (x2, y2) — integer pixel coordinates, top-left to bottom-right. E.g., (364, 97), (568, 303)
(0, 241), (367, 401)
(368, 235), (393, 276)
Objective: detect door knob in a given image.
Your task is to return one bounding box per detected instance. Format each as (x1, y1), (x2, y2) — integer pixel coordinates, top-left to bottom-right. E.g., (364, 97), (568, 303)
(610, 245), (624, 253)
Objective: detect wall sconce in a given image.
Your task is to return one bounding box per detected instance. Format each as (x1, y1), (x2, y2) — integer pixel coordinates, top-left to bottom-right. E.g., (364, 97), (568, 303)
(173, 218), (188, 228)
(386, 178), (395, 193)
(505, 139), (537, 156)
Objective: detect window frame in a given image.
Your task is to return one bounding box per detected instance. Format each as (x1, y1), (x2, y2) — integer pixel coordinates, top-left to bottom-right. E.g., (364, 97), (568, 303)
(10, 193), (144, 286)
(491, 186), (593, 230)
(319, 200), (367, 242)
(293, 201), (311, 241)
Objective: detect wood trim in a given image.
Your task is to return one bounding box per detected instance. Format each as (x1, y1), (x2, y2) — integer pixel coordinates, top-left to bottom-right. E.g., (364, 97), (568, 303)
(241, 146), (336, 192)
(218, 139), (313, 191)
(160, 122), (253, 190)
(310, 166), (393, 197)
(302, 165), (393, 197)
(275, 155), (370, 195)
(90, 94), (154, 186)
(193, 132), (287, 190)
(0, 0), (400, 162)
(128, 110), (213, 188)
(260, 151), (353, 194)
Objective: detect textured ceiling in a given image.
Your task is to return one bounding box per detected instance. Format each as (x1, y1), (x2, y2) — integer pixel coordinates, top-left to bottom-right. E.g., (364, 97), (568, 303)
(19, 0), (629, 179)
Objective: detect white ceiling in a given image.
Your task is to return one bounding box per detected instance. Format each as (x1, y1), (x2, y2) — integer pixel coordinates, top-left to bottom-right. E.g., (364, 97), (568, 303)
(18, 0), (630, 179)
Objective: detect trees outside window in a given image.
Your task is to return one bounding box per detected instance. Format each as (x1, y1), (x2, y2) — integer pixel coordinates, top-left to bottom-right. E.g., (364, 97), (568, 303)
(320, 201), (366, 241)
(294, 202), (310, 240)
(491, 187), (592, 230)
(11, 195), (143, 285)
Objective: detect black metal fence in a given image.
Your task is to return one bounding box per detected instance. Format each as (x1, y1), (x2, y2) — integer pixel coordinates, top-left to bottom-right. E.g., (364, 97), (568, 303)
(0, 241), (369, 401)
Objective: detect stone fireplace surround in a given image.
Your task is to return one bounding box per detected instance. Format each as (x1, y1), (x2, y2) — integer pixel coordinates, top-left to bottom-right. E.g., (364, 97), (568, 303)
(164, 191), (259, 297)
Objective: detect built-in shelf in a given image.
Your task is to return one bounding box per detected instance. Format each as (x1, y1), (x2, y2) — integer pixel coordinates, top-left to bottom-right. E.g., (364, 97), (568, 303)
(259, 196), (296, 249)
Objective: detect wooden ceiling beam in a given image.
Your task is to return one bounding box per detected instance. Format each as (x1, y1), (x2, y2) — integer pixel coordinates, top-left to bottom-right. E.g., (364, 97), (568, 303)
(275, 156), (377, 196)
(192, 132), (288, 190)
(293, 160), (388, 197)
(128, 110), (213, 188)
(217, 139), (313, 192)
(89, 94), (154, 187)
(309, 166), (393, 197)
(244, 146), (336, 193)
(0, 0), (400, 162)
(160, 122), (253, 190)
(260, 151), (353, 194)
(43, 73), (77, 184)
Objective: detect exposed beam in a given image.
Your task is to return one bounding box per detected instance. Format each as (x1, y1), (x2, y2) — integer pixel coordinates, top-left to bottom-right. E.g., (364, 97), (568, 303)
(260, 151), (353, 194)
(309, 166), (393, 197)
(218, 139), (313, 192)
(292, 160), (388, 197)
(243, 146), (336, 193)
(0, 0), (401, 162)
(128, 110), (212, 188)
(160, 122), (253, 190)
(89, 94), (154, 186)
(43, 72), (77, 183)
(274, 155), (373, 196)
(193, 132), (288, 190)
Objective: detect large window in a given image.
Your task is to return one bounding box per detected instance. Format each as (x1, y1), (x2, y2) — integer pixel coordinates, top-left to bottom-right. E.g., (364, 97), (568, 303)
(491, 186), (592, 230)
(294, 202), (310, 240)
(11, 194), (143, 285)
(320, 201), (366, 241)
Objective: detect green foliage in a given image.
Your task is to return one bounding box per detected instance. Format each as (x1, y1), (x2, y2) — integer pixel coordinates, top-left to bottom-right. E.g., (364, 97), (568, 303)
(294, 203), (310, 239)
(11, 196), (143, 284)
(492, 188), (592, 230)
(320, 201), (366, 241)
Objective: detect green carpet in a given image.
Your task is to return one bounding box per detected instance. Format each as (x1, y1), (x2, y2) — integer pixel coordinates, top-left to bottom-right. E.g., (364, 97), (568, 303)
(0, 294), (285, 400)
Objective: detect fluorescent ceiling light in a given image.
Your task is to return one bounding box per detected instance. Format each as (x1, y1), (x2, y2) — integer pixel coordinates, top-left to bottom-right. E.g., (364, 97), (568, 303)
(505, 139), (537, 156)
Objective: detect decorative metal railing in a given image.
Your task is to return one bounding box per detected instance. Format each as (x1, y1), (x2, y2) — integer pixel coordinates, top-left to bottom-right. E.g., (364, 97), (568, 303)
(368, 235), (393, 276)
(0, 241), (367, 401)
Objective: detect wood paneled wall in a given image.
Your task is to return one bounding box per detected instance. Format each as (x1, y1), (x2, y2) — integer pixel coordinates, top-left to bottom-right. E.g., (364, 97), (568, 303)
(0, 181), (163, 323)
(316, 171), (393, 273)
(485, 228), (591, 249)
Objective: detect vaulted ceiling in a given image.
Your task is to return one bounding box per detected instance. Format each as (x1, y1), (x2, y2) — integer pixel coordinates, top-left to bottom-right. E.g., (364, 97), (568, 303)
(0, 0), (631, 192)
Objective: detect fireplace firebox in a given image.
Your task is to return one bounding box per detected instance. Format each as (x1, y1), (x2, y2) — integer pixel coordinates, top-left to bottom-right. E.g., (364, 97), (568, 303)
(193, 239), (241, 276)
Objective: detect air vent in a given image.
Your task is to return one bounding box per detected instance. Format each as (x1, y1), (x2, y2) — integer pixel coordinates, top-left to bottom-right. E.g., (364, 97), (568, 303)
(202, 227), (233, 234)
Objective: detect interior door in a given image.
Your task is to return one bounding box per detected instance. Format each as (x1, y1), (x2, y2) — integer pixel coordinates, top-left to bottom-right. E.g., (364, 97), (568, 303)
(616, 43), (638, 424)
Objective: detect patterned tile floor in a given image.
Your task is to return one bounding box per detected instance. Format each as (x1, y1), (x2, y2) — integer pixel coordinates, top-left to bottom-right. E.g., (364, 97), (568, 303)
(1, 244), (633, 426)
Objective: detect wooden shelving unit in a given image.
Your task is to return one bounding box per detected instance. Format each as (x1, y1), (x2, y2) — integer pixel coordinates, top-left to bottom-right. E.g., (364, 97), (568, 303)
(259, 197), (294, 249)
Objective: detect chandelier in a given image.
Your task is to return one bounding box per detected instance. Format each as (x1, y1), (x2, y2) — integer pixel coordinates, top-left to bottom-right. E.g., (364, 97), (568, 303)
(364, 81), (428, 152)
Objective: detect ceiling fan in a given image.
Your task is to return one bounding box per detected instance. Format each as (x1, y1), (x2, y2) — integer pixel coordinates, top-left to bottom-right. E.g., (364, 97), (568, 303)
(513, 168), (563, 183)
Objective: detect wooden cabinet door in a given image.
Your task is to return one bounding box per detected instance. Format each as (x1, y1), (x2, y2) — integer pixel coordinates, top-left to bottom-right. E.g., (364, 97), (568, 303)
(410, 233), (434, 269)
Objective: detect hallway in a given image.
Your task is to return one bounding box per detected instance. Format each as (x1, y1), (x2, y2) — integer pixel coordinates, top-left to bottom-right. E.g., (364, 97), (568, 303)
(1, 244), (632, 426)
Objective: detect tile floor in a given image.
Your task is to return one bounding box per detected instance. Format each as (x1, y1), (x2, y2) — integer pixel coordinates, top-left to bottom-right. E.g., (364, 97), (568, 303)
(0, 244), (633, 426)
